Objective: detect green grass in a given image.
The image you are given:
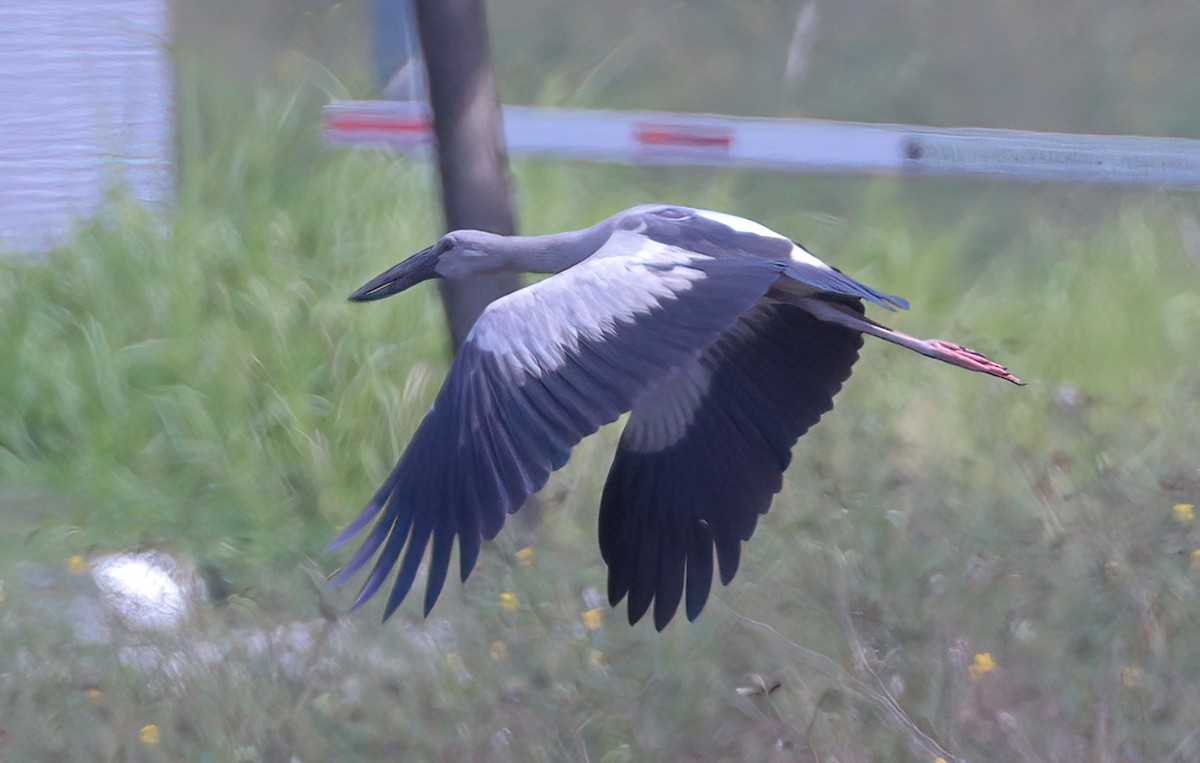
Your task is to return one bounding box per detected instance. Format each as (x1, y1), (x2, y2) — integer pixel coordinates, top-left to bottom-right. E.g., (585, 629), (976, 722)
(2, 76), (1200, 761)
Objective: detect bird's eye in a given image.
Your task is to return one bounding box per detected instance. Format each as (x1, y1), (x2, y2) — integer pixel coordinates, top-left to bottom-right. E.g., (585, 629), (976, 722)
(657, 207), (689, 220)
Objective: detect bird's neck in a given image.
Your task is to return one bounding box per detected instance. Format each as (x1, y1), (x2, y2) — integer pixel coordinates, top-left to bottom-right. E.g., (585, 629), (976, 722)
(467, 219), (617, 274)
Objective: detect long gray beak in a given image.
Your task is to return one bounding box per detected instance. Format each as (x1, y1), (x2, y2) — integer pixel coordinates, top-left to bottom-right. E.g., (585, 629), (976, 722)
(349, 244), (441, 302)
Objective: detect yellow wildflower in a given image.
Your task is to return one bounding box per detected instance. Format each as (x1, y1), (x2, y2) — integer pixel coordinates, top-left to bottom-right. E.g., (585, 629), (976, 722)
(85, 688), (103, 707)
(1120, 665), (1144, 688)
(1191, 549), (1200, 572)
(68, 555), (88, 575)
(935, 758), (948, 763)
(588, 649), (607, 668)
(1173, 503), (1195, 522)
(490, 640), (508, 661)
(139, 724), (160, 745)
(581, 608), (604, 631)
(516, 547), (535, 568)
(968, 652), (996, 678)
(498, 592), (519, 612)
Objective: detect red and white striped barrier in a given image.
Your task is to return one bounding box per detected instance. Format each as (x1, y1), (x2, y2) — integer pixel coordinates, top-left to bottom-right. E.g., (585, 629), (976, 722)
(324, 100), (1200, 189)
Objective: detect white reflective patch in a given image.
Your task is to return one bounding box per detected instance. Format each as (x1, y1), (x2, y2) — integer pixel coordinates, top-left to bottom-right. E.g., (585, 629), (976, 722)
(469, 232), (708, 378)
(90, 551), (206, 631)
(695, 208), (830, 271)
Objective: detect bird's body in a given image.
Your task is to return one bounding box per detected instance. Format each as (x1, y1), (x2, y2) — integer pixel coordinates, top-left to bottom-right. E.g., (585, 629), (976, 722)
(331, 204), (1020, 630)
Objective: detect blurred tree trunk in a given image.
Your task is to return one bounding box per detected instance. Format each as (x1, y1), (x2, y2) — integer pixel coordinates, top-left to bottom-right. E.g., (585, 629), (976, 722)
(413, 0), (520, 351)
(409, 0), (541, 536)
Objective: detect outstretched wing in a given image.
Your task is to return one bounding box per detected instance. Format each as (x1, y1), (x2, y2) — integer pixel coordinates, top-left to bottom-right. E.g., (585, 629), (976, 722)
(329, 229), (787, 620)
(599, 299), (864, 629)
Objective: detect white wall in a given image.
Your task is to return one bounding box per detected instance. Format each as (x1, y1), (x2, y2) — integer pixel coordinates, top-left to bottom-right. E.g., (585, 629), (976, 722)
(0, 1), (173, 254)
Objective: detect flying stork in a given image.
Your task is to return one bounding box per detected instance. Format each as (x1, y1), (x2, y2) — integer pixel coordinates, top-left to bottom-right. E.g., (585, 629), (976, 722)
(329, 204), (1021, 630)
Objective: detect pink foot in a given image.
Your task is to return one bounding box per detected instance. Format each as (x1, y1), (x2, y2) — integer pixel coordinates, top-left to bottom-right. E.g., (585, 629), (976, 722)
(926, 340), (1024, 385)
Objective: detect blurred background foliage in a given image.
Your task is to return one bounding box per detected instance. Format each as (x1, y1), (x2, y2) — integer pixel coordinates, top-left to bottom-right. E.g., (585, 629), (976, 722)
(1, 0), (1199, 761)
(176, 0), (1200, 135)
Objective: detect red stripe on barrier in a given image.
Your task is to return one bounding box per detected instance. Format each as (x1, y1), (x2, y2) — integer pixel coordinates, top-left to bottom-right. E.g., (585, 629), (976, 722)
(323, 115), (431, 134)
(635, 123), (732, 150)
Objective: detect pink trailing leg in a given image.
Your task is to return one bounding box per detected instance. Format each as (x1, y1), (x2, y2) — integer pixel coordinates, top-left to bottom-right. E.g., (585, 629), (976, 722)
(790, 297), (1024, 385)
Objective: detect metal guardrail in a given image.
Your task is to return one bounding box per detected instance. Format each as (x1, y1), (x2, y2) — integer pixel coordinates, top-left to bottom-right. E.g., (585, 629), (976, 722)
(324, 100), (1200, 189)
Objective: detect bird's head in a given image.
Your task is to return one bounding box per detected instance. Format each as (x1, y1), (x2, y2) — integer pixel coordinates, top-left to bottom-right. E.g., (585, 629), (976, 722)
(349, 231), (506, 302)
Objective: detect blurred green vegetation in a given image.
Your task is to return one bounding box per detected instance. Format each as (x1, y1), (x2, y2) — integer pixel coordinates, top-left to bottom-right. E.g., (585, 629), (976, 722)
(491, 0), (1200, 136)
(174, 0), (1200, 136)
(2, 2), (1200, 761)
